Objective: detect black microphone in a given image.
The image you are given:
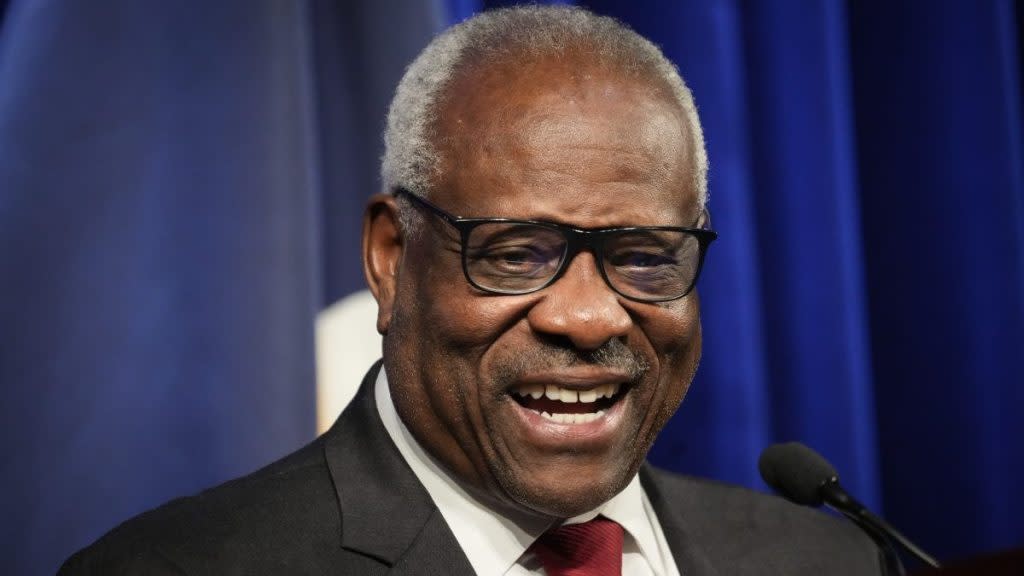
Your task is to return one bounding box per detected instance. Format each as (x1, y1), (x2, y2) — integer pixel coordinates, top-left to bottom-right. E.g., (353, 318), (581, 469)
(758, 442), (941, 574)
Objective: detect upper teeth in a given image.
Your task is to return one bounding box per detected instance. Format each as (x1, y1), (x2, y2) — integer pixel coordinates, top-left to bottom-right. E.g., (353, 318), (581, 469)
(511, 383), (621, 404)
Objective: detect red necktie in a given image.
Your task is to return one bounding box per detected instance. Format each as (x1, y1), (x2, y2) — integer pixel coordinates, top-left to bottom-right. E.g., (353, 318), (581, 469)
(530, 517), (624, 576)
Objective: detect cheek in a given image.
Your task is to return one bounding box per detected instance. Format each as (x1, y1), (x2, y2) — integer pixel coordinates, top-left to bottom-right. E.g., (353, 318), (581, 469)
(415, 274), (533, 356)
(431, 300), (520, 348)
(638, 296), (702, 414)
(642, 295), (701, 360)
(396, 252), (536, 412)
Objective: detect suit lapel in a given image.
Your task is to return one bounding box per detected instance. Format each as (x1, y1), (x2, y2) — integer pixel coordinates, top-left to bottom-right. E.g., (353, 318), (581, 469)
(387, 509), (479, 575)
(640, 464), (721, 576)
(322, 362), (475, 574)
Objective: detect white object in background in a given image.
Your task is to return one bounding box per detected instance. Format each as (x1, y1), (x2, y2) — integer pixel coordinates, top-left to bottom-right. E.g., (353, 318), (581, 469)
(315, 289), (382, 434)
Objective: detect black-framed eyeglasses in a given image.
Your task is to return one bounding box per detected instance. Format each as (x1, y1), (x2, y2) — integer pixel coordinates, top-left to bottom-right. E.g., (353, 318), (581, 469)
(395, 188), (717, 303)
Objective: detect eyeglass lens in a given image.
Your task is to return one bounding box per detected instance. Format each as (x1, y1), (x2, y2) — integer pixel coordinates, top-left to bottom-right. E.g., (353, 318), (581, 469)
(463, 222), (701, 300)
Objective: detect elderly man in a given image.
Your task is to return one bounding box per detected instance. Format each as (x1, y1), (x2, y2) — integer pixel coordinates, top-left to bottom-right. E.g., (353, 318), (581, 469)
(62, 6), (882, 575)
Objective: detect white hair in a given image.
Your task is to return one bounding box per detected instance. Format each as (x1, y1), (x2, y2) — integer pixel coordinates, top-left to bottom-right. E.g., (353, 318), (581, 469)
(381, 5), (708, 210)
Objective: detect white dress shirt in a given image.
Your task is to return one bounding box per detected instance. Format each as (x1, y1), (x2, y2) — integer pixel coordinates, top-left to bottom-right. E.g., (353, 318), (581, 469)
(375, 369), (681, 576)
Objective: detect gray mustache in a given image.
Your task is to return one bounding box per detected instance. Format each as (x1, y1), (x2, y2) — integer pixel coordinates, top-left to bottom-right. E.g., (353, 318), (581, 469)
(494, 339), (650, 384)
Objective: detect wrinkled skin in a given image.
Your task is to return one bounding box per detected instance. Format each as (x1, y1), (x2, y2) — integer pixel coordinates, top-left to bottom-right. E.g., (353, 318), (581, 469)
(363, 56), (704, 522)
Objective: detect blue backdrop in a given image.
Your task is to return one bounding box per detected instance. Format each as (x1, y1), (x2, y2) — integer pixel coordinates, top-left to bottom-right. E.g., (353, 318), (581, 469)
(2, 1), (1021, 574)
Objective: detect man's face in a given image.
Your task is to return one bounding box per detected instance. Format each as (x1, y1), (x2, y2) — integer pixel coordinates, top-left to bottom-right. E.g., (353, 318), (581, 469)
(367, 58), (704, 519)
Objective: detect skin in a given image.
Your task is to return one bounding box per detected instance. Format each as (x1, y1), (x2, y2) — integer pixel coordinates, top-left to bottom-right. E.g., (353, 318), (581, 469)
(363, 54), (704, 522)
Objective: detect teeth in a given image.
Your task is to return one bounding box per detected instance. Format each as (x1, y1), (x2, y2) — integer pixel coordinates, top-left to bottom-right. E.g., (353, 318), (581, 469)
(515, 383), (623, 402)
(529, 384), (545, 399)
(511, 384), (545, 399)
(539, 411), (607, 424)
(600, 383), (621, 399)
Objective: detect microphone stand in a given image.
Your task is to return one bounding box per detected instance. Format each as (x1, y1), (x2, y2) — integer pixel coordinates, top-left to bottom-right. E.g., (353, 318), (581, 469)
(820, 480), (941, 575)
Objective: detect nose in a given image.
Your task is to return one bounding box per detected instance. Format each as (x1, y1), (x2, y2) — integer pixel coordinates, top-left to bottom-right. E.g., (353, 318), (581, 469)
(526, 251), (633, 350)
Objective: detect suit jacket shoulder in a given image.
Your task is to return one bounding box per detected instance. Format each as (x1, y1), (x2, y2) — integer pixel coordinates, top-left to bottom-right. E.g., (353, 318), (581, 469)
(59, 362), (470, 575)
(642, 465), (885, 575)
(58, 436), (364, 575)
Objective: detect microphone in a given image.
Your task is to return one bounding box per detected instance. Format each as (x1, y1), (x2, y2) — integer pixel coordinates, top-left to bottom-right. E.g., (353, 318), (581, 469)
(758, 442), (940, 574)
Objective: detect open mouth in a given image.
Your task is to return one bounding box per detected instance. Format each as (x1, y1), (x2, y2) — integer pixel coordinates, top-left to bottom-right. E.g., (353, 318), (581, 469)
(508, 383), (628, 424)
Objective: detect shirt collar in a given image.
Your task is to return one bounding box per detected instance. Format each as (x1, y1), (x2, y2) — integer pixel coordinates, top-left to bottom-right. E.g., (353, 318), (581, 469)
(375, 368), (664, 575)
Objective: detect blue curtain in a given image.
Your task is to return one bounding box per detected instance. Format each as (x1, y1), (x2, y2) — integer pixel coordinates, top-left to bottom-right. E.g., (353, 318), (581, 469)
(2, 1), (1021, 574)
(0, 2), (322, 574)
(848, 0), (1024, 557)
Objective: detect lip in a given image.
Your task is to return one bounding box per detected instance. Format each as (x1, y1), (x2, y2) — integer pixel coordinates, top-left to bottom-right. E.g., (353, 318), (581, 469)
(511, 367), (633, 390)
(505, 385), (632, 448)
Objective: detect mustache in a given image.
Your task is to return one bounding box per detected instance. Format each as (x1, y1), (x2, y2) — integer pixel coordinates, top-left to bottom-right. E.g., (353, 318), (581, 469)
(493, 338), (650, 385)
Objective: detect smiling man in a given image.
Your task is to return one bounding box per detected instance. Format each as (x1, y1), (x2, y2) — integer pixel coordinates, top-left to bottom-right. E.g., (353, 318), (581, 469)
(62, 6), (883, 576)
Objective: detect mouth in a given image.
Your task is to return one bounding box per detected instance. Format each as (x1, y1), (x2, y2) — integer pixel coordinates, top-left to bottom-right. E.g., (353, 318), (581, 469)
(507, 381), (629, 424)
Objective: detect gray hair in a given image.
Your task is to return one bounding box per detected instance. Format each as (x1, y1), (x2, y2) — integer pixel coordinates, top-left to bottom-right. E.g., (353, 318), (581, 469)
(382, 5), (708, 214)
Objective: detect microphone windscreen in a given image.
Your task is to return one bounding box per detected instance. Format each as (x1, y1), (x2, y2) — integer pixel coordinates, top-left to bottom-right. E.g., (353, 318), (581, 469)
(758, 442), (838, 507)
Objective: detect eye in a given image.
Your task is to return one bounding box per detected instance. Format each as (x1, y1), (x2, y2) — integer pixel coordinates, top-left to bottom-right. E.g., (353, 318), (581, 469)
(489, 247), (544, 268)
(608, 249), (677, 269)
(473, 244), (558, 277)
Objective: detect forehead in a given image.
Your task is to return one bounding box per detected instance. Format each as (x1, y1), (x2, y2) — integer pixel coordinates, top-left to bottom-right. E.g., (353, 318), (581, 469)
(431, 56), (699, 226)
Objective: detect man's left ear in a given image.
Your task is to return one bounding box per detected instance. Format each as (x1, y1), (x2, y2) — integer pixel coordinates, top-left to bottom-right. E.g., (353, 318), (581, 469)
(362, 193), (403, 335)
(698, 206), (712, 230)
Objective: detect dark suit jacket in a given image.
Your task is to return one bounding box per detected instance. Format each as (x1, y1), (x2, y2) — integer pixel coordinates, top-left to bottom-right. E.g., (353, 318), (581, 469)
(60, 362), (883, 575)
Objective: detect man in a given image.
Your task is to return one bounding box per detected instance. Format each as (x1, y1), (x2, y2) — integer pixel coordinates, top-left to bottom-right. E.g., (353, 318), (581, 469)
(62, 6), (883, 575)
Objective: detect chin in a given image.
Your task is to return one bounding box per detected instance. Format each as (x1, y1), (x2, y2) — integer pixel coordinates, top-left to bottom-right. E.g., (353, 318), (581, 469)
(500, 466), (634, 519)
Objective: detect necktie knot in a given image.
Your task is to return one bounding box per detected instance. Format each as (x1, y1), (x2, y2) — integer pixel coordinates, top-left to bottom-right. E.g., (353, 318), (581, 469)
(530, 517), (624, 576)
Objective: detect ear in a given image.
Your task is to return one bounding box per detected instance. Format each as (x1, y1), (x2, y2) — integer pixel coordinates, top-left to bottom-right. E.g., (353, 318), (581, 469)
(363, 193), (403, 335)
(697, 205), (712, 229)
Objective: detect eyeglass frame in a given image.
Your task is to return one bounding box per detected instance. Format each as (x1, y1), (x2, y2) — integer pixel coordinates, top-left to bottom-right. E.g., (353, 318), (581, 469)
(393, 188), (718, 303)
